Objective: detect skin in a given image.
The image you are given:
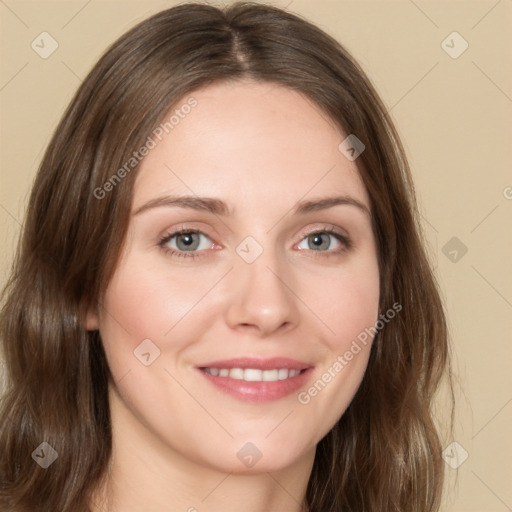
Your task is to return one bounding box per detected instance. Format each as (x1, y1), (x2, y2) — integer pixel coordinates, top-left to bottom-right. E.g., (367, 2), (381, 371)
(87, 79), (380, 512)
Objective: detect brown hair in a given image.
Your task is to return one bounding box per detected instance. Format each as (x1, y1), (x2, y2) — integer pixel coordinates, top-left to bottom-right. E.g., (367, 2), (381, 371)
(0, 2), (452, 511)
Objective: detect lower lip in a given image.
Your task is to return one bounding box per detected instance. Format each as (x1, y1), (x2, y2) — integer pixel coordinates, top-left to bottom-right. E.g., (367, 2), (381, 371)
(198, 368), (313, 402)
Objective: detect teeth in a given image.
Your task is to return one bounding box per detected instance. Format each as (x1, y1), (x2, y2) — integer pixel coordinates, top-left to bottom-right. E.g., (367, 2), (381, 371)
(229, 368), (244, 380)
(278, 368), (289, 380)
(203, 367), (303, 382)
(262, 369), (278, 381)
(244, 369), (262, 381)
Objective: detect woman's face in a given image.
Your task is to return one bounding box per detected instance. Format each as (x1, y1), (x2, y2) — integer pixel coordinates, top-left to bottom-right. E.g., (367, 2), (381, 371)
(89, 80), (380, 473)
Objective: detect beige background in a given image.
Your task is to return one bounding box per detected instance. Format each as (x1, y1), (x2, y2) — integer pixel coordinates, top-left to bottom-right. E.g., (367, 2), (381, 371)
(1, 1), (511, 510)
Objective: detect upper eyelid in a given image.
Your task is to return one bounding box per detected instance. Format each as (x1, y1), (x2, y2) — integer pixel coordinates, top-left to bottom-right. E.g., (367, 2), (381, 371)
(161, 225), (349, 248)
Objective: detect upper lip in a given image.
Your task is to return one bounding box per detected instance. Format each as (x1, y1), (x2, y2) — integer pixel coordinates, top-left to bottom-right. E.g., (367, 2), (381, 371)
(197, 357), (312, 371)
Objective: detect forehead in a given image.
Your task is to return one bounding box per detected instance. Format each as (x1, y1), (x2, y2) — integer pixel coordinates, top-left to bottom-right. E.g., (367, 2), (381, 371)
(132, 80), (369, 212)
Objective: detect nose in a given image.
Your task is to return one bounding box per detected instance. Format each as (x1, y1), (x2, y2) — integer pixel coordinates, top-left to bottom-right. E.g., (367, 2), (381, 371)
(224, 251), (300, 337)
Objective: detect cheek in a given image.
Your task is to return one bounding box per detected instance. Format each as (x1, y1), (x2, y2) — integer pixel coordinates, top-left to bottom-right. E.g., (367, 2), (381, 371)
(99, 261), (214, 350)
(306, 257), (380, 350)
(329, 274), (379, 347)
(100, 263), (212, 377)
(294, 255), (379, 423)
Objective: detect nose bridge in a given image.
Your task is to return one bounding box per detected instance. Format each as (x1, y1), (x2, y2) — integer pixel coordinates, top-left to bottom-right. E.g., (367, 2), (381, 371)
(224, 243), (298, 335)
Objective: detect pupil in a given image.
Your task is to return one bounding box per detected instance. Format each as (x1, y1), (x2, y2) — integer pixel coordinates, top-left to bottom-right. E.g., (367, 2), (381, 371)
(177, 233), (199, 251)
(309, 233), (328, 250)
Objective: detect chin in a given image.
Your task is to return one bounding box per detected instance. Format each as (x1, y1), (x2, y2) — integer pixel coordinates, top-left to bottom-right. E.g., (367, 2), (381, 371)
(192, 437), (314, 475)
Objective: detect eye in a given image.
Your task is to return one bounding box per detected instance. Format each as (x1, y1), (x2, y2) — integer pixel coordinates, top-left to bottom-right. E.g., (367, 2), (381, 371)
(158, 226), (351, 260)
(159, 229), (214, 258)
(296, 228), (350, 254)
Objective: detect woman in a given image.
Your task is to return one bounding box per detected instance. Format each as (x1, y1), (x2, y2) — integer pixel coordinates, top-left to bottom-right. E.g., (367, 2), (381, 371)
(0, 2), (452, 511)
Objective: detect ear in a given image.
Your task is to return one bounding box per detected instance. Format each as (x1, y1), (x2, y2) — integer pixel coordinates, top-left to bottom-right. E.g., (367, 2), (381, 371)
(84, 305), (100, 331)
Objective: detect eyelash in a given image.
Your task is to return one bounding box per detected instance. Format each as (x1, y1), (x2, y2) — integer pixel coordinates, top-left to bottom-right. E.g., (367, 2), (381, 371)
(158, 226), (352, 260)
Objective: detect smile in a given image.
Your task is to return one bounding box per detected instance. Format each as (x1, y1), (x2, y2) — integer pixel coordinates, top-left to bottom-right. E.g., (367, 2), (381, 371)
(197, 357), (313, 402)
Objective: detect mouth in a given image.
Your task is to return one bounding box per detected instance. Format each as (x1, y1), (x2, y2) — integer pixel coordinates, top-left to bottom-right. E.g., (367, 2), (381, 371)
(196, 357), (313, 402)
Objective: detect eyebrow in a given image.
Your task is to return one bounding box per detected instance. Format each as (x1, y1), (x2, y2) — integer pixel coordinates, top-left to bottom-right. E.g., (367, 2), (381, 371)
(133, 194), (370, 217)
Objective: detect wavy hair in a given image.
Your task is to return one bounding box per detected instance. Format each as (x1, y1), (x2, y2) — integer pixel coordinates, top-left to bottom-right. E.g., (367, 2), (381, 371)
(0, 2), (452, 511)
